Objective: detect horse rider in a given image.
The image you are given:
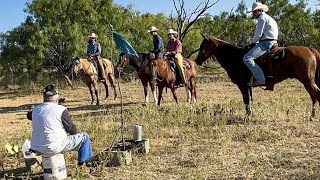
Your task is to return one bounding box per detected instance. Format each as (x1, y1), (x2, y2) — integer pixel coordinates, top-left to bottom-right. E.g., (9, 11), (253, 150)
(87, 33), (107, 82)
(165, 29), (186, 86)
(148, 26), (164, 59)
(244, 2), (278, 87)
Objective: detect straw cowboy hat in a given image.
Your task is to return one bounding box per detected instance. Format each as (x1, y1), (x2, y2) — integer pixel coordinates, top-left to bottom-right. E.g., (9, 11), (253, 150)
(248, 2), (269, 12)
(88, 33), (98, 38)
(148, 26), (159, 32)
(167, 29), (178, 34)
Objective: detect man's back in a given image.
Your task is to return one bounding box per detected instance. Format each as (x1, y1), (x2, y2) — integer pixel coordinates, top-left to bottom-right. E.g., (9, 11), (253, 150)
(31, 102), (68, 154)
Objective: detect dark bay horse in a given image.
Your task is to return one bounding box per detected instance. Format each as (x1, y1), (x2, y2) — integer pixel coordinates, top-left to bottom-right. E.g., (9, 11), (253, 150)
(195, 35), (320, 119)
(150, 58), (198, 105)
(116, 53), (157, 105)
(73, 57), (117, 105)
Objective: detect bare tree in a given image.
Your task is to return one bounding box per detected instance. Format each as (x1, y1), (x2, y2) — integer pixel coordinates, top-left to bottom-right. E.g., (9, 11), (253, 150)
(170, 0), (219, 43)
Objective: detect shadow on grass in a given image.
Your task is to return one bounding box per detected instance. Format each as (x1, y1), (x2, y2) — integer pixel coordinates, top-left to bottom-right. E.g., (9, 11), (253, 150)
(0, 103), (34, 114)
(0, 167), (43, 180)
(225, 114), (247, 125)
(68, 102), (138, 112)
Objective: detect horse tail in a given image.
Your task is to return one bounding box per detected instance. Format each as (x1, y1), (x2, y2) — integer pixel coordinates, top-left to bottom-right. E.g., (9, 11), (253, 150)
(310, 48), (320, 86)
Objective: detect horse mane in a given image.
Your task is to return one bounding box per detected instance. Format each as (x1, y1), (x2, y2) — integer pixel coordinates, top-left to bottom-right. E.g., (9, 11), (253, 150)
(207, 36), (246, 59)
(208, 36), (243, 51)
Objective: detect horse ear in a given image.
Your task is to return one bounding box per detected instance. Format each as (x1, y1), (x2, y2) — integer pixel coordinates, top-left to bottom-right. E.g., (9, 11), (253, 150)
(201, 33), (209, 40)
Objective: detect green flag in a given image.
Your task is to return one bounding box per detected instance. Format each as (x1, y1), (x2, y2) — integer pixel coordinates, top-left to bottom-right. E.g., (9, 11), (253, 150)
(110, 25), (138, 57)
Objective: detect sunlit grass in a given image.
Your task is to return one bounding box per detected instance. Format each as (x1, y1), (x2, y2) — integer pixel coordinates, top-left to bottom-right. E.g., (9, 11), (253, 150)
(1, 78), (320, 179)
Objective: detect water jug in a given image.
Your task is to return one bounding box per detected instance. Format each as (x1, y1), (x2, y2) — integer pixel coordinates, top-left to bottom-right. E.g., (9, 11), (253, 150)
(42, 153), (67, 180)
(22, 140), (35, 159)
(133, 124), (142, 141)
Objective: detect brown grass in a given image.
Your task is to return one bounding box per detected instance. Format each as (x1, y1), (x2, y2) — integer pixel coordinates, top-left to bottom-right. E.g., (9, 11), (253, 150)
(1, 77), (320, 179)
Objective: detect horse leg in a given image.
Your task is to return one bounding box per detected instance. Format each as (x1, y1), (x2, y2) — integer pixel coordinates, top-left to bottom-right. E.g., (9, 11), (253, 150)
(238, 84), (251, 116)
(102, 81), (109, 99)
(302, 82), (320, 120)
(88, 84), (95, 105)
(190, 77), (197, 103)
(93, 82), (99, 105)
(148, 81), (158, 105)
(141, 81), (149, 106)
(157, 86), (164, 106)
(171, 87), (178, 104)
(108, 74), (118, 100)
(185, 85), (191, 104)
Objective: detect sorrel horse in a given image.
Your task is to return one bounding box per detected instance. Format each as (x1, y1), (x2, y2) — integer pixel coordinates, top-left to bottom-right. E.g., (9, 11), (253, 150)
(195, 35), (320, 119)
(72, 57), (117, 105)
(150, 57), (198, 105)
(116, 53), (158, 105)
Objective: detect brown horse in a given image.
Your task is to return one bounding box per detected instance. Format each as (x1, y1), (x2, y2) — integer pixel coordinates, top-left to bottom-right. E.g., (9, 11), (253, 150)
(116, 53), (158, 105)
(150, 57), (198, 105)
(72, 57), (117, 105)
(195, 35), (320, 119)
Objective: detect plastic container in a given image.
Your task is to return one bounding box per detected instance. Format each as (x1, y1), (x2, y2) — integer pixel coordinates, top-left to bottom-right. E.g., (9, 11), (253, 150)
(22, 140), (36, 159)
(42, 153), (67, 180)
(133, 124), (142, 141)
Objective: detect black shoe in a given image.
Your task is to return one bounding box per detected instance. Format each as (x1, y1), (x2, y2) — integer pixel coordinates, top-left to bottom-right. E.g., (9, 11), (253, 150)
(248, 77), (265, 87)
(78, 161), (85, 166)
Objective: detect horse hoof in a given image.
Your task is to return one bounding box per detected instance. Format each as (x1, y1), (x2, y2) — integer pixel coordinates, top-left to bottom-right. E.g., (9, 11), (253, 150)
(142, 103), (147, 107)
(309, 116), (315, 121)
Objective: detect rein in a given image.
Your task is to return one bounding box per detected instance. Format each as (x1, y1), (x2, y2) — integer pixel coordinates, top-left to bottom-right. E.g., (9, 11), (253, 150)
(79, 59), (98, 77)
(136, 58), (150, 75)
(153, 61), (169, 82)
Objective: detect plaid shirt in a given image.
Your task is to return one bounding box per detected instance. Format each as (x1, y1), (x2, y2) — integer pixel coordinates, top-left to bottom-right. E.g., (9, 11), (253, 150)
(166, 39), (182, 54)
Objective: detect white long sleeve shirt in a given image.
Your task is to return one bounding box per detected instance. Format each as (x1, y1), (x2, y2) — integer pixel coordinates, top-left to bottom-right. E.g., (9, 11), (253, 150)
(30, 102), (72, 154)
(250, 12), (278, 44)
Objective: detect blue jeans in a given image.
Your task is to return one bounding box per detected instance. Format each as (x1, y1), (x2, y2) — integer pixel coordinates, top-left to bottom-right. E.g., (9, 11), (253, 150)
(243, 40), (277, 83)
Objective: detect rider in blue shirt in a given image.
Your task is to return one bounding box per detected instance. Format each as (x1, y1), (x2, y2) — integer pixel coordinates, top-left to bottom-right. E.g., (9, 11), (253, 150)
(87, 33), (106, 82)
(148, 26), (164, 59)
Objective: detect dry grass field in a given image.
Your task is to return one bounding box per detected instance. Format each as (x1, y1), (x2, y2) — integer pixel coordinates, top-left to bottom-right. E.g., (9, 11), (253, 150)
(1, 76), (320, 179)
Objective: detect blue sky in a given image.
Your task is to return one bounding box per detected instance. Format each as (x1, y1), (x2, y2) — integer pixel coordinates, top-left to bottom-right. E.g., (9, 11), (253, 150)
(0, 0), (319, 33)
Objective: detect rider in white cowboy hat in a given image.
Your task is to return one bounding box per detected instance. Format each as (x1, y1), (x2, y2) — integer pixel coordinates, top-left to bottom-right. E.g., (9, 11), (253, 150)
(243, 2), (278, 87)
(87, 32), (106, 82)
(165, 28), (186, 86)
(148, 26), (164, 59)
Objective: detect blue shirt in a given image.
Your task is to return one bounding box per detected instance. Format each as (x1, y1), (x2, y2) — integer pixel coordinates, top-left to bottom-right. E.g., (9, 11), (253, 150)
(153, 34), (163, 53)
(87, 42), (101, 57)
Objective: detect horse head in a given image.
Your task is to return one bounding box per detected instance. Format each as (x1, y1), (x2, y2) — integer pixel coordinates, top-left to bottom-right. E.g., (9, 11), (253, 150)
(195, 34), (216, 65)
(72, 57), (82, 76)
(116, 53), (130, 73)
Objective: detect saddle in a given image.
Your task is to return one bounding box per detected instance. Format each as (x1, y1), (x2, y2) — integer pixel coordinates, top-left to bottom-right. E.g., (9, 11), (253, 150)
(255, 43), (286, 91)
(166, 56), (192, 71)
(88, 56), (107, 81)
(165, 56), (191, 87)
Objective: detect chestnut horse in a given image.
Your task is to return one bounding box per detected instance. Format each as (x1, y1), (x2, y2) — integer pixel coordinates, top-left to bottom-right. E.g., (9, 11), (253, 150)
(72, 57), (117, 105)
(150, 57), (198, 105)
(195, 35), (320, 119)
(116, 53), (157, 105)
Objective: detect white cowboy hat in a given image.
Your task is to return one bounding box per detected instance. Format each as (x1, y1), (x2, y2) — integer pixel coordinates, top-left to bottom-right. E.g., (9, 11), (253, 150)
(88, 33), (98, 38)
(248, 2), (269, 12)
(167, 29), (177, 34)
(148, 26), (159, 32)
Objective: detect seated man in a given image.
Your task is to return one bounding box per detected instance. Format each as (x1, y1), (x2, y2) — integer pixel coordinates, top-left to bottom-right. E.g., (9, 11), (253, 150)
(148, 26), (164, 59)
(27, 84), (93, 166)
(87, 32), (106, 82)
(165, 29), (186, 86)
